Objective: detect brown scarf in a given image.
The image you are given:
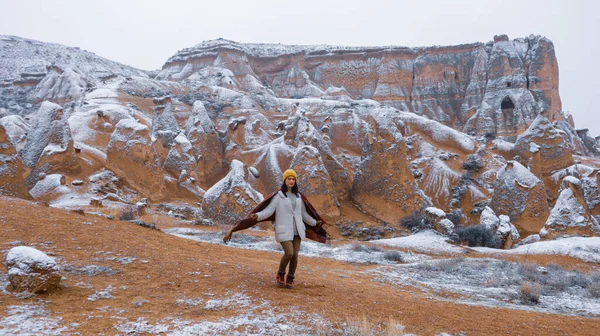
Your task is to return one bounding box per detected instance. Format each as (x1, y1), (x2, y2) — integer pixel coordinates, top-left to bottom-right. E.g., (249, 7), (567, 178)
(224, 191), (329, 244)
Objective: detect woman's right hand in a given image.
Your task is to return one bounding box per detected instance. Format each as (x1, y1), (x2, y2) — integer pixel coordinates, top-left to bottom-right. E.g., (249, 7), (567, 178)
(250, 213), (258, 221)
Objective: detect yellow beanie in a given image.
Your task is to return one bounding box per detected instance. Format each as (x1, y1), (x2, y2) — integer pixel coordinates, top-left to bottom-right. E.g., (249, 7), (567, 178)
(282, 169), (297, 181)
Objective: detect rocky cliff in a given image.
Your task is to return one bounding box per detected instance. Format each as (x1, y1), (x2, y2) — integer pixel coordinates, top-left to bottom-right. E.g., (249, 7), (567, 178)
(1, 34), (599, 245)
(158, 35), (562, 140)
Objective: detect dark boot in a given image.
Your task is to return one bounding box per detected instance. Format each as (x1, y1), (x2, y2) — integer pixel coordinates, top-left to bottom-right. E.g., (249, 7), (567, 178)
(285, 274), (295, 289)
(276, 271), (286, 287)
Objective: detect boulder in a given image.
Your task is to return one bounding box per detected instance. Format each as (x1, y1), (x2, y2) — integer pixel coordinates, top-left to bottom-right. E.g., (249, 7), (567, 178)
(478, 207), (519, 248)
(425, 207), (447, 231)
(438, 218), (455, 235)
(497, 215), (520, 249)
(5, 246), (61, 293)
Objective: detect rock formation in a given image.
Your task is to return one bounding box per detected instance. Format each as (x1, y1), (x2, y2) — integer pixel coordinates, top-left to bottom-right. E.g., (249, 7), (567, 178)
(0, 123), (31, 198)
(202, 160), (263, 226)
(541, 177), (600, 239)
(352, 110), (431, 224)
(107, 119), (164, 200)
(513, 114), (574, 176)
(290, 145), (339, 217)
(489, 161), (549, 235)
(185, 101), (225, 188)
(19, 101), (80, 188)
(1, 33), (600, 243)
(158, 36), (562, 139)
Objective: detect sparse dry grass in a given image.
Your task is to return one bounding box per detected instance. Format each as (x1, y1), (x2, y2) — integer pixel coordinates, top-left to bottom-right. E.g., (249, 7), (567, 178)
(519, 282), (541, 304)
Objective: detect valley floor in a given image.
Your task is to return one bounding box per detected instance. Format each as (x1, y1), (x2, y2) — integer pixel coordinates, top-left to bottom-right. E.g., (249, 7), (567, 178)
(1, 196), (599, 335)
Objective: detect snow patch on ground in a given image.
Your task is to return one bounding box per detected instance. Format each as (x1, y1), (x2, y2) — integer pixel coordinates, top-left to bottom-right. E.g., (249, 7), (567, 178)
(473, 236), (600, 263)
(114, 291), (332, 335)
(165, 228), (429, 264)
(373, 230), (468, 254)
(370, 257), (600, 316)
(0, 304), (70, 335)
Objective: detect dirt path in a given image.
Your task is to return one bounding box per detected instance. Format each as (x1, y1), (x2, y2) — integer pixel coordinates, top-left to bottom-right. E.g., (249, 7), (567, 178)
(1, 196), (599, 335)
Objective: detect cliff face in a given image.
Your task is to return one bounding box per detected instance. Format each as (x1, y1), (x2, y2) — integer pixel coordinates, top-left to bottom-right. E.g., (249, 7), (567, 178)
(158, 35), (561, 139)
(2, 34), (600, 243)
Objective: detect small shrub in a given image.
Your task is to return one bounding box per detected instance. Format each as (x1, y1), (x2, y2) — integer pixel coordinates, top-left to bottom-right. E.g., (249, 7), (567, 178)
(399, 212), (430, 233)
(462, 154), (484, 172)
(118, 208), (135, 221)
(520, 263), (542, 283)
(519, 282), (541, 304)
(588, 282), (600, 298)
(351, 243), (384, 253)
(588, 272), (600, 298)
(453, 224), (501, 248)
(383, 250), (405, 263)
(131, 220), (157, 230)
(437, 258), (466, 272)
(447, 210), (462, 226)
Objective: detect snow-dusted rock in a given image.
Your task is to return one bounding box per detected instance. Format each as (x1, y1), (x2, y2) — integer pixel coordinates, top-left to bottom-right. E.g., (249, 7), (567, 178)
(29, 174), (70, 199)
(425, 207), (448, 233)
(398, 111), (475, 153)
(20, 102), (80, 187)
(185, 101), (224, 188)
(0, 115), (29, 151)
(5, 246), (61, 293)
(290, 145), (339, 216)
(202, 160), (263, 225)
(513, 114), (574, 177)
(352, 120), (431, 223)
(0, 124), (31, 198)
(158, 37), (560, 138)
(497, 215), (520, 248)
(541, 176), (600, 239)
(438, 218), (455, 235)
(490, 161), (549, 235)
(33, 67), (87, 102)
(283, 112), (350, 200)
(152, 97), (180, 151)
(106, 119), (164, 200)
(479, 206), (500, 231)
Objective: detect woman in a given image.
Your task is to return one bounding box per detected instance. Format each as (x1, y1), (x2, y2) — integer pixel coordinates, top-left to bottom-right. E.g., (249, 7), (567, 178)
(223, 169), (328, 289)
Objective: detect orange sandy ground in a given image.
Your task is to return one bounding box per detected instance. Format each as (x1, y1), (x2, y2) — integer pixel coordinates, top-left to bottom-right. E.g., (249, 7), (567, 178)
(1, 196), (599, 335)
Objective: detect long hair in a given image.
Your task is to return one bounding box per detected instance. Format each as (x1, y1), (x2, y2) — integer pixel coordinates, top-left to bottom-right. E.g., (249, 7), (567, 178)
(280, 181), (299, 197)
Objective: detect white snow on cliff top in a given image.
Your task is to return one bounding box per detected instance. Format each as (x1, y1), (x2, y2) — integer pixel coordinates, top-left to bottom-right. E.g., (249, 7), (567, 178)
(169, 36), (548, 62)
(0, 35), (147, 81)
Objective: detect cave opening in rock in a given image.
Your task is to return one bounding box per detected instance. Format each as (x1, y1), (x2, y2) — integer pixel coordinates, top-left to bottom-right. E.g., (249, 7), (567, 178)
(506, 82), (511, 88)
(501, 97), (515, 110)
(501, 96), (516, 129)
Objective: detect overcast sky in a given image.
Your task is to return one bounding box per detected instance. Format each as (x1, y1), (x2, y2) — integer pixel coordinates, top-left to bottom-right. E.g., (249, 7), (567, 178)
(1, 0), (599, 135)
